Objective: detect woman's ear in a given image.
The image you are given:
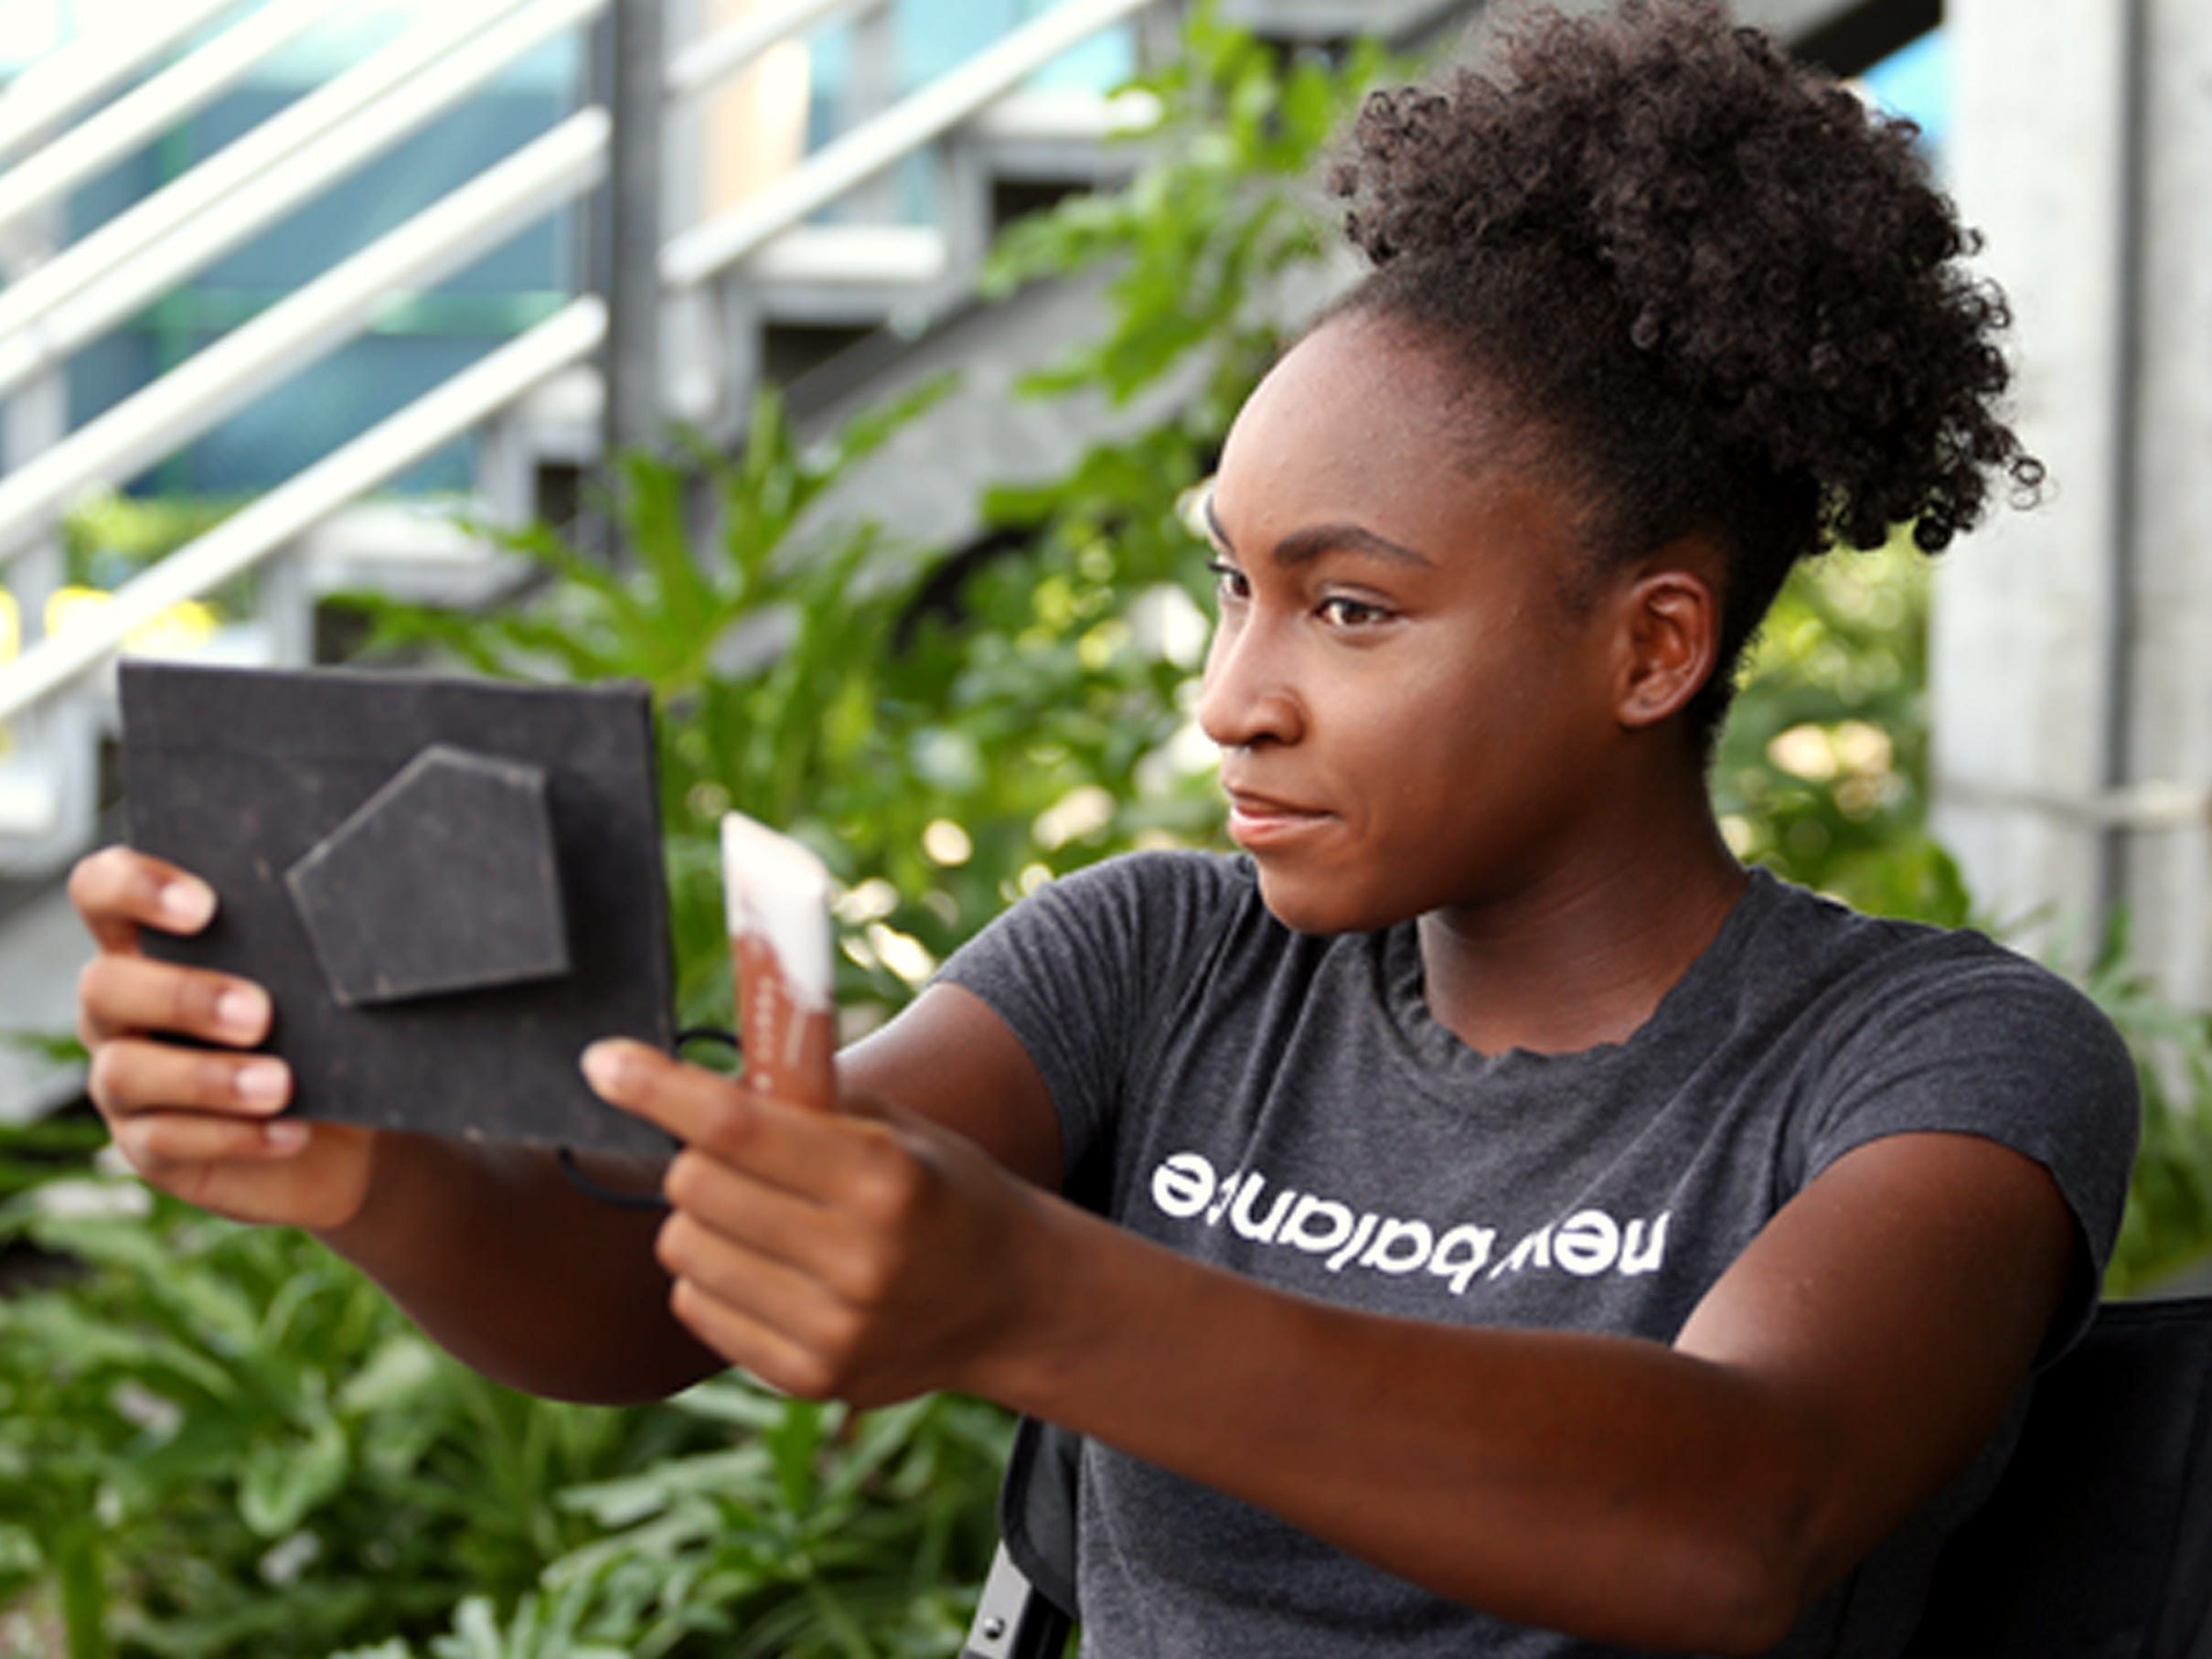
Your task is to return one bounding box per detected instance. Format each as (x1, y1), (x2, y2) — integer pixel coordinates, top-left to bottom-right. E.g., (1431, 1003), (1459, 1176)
(1612, 557), (1721, 730)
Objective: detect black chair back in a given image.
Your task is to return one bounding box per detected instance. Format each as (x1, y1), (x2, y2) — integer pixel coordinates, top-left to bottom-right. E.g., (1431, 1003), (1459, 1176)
(1905, 1294), (2212, 1658)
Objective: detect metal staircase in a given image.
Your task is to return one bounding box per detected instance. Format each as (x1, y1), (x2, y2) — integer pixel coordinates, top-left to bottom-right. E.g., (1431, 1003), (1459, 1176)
(0, 0), (1928, 1118)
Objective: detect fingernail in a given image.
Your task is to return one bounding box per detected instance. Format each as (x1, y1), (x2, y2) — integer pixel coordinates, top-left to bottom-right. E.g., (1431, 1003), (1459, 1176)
(216, 986), (267, 1038)
(160, 881), (216, 930)
(264, 1119), (308, 1152)
(236, 1059), (289, 1107)
(582, 1043), (627, 1094)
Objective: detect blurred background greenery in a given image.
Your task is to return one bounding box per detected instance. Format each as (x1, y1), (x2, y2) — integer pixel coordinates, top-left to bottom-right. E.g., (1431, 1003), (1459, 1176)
(4, 9), (2207, 1655)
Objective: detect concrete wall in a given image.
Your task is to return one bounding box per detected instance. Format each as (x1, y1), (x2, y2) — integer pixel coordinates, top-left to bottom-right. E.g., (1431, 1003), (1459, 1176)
(2121, 0), (2212, 1006)
(1934, 0), (2212, 1001)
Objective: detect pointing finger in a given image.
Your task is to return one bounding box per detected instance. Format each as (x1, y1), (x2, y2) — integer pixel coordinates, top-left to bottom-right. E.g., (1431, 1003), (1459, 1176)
(583, 1040), (891, 1206)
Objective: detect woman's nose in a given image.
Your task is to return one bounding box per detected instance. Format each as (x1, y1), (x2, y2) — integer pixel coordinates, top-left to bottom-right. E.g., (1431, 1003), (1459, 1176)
(1197, 620), (1304, 751)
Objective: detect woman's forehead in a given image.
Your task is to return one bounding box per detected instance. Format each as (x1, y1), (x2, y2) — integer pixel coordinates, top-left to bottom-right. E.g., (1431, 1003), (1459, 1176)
(1213, 314), (1572, 564)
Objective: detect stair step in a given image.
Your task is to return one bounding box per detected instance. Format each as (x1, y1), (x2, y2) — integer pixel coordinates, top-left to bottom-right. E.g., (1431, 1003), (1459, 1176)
(747, 223), (953, 326)
(967, 88), (1160, 181)
(510, 363), (604, 468)
(301, 501), (525, 605)
(753, 222), (950, 286)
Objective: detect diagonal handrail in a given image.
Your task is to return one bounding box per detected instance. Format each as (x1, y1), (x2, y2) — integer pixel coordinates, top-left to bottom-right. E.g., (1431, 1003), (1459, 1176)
(661, 0), (1160, 291)
(667, 0), (880, 108)
(0, 0), (332, 241)
(0, 110), (610, 565)
(0, 0), (539, 348)
(0, 300), (609, 724)
(0, 0), (609, 403)
(0, 0), (244, 165)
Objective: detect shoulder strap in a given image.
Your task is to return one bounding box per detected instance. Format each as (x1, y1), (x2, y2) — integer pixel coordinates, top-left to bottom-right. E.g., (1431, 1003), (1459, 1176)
(999, 1414), (1083, 1622)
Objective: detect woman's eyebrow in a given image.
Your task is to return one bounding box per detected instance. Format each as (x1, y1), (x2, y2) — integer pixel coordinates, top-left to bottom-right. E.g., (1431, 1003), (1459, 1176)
(1202, 492), (1433, 570)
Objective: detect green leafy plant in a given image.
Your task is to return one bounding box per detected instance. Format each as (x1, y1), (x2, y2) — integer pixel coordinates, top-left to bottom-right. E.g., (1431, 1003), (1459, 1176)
(60, 493), (243, 592)
(0, 1132), (1015, 1659)
(1712, 536), (1970, 922)
(2059, 915), (2212, 1295)
(0, 1157), (710, 1658)
(985, 9), (1389, 423)
(325, 1387), (1011, 1659)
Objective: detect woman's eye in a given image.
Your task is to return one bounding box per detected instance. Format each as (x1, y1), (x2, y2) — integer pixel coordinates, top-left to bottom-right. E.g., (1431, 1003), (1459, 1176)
(1318, 595), (1390, 628)
(1207, 560), (1249, 602)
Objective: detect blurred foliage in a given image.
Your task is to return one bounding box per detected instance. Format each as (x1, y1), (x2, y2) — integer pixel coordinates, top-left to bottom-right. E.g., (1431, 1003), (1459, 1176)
(59, 494), (241, 593)
(1718, 541), (2212, 1295)
(0, 1113), (102, 1207)
(2059, 916), (2212, 1295)
(1714, 537), (1968, 922)
(337, 371), (1224, 1039)
(984, 11), (1387, 421)
(0, 1152), (1010, 1659)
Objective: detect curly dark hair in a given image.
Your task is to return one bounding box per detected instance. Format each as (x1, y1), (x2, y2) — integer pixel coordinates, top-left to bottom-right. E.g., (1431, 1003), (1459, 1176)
(1326, 0), (2040, 744)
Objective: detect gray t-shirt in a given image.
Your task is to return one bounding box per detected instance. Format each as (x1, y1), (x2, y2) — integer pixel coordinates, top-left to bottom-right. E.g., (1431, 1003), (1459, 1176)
(938, 851), (2140, 1658)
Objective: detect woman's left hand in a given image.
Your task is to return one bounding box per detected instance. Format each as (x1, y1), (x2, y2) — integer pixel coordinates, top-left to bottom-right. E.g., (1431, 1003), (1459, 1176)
(582, 1039), (1053, 1407)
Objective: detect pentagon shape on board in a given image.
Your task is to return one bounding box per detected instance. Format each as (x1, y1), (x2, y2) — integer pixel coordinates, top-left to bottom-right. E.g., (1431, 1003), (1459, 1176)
(285, 744), (570, 1008)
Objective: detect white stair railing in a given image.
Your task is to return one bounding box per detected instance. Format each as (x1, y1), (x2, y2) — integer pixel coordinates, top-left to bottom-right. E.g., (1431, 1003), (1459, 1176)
(0, 108), (611, 566)
(0, 300), (609, 727)
(664, 0), (1160, 290)
(0, 0), (607, 403)
(0, 0), (246, 164)
(0, 0), (568, 361)
(0, 0), (332, 240)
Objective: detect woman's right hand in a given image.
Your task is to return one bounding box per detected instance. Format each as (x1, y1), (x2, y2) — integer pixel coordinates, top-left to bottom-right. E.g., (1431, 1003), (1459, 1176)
(70, 845), (376, 1231)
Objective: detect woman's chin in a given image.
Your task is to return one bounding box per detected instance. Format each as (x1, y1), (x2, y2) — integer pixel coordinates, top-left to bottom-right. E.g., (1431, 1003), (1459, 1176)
(1251, 867), (1395, 938)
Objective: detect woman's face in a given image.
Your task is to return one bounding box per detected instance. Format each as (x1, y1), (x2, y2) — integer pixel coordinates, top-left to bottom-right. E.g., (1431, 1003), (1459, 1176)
(1198, 313), (1636, 935)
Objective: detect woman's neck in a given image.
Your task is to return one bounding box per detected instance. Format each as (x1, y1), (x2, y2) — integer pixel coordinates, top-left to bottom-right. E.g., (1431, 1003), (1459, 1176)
(1416, 784), (1748, 1059)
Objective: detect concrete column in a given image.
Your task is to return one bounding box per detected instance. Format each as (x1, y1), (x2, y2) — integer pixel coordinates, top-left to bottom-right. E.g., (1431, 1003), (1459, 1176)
(593, 0), (666, 466)
(1932, 0), (2212, 1001)
(2116, 1), (2212, 1005)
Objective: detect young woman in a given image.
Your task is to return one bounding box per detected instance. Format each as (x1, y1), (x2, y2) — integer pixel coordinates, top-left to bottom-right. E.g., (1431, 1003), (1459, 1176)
(71, 5), (2138, 1654)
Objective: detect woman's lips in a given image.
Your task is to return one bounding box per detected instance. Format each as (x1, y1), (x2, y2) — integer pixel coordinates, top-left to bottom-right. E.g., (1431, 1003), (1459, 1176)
(1224, 787), (1332, 849)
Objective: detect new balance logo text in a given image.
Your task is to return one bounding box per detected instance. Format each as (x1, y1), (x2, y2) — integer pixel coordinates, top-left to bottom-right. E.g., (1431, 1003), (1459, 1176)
(1149, 1151), (1669, 1296)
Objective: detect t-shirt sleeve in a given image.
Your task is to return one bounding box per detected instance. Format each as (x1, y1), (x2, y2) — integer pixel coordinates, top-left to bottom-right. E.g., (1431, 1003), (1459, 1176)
(1799, 937), (2142, 1365)
(934, 851), (1240, 1189)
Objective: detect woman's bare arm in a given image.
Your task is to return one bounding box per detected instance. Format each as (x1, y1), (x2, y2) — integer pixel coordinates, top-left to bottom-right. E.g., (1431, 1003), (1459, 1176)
(593, 1033), (2075, 1654)
(318, 984), (1061, 1402)
(72, 844), (1065, 1404)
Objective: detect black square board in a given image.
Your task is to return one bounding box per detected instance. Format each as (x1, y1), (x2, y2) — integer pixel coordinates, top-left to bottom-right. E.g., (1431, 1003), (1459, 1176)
(120, 660), (676, 1156)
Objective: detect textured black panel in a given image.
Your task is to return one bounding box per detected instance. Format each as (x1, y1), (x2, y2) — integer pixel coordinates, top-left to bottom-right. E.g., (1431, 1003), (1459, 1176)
(120, 661), (675, 1156)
